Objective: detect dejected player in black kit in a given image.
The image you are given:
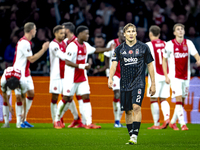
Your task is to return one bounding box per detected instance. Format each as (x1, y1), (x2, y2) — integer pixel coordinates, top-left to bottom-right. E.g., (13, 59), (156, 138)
(108, 23), (156, 145)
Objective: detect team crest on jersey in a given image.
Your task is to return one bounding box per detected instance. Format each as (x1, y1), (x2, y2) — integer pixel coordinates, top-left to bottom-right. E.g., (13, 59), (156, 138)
(183, 45), (187, 51)
(136, 49), (139, 54)
(54, 48), (58, 51)
(138, 89), (141, 94)
(129, 50), (133, 54)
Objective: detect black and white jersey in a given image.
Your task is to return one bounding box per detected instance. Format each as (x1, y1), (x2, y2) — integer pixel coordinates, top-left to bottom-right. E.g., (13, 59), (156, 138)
(112, 41), (154, 91)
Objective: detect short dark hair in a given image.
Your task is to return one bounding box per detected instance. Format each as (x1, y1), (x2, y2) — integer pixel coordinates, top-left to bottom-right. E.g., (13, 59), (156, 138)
(123, 23), (136, 33)
(6, 77), (20, 90)
(53, 25), (64, 34)
(76, 25), (88, 36)
(173, 23), (185, 31)
(62, 22), (75, 33)
(24, 22), (35, 33)
(149, 25), (160, 37)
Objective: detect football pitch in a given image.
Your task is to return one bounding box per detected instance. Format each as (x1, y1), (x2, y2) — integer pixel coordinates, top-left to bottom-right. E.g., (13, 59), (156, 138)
(0, 123), (199, 150)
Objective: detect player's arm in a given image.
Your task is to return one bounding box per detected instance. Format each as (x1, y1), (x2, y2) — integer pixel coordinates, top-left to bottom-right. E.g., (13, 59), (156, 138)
(147, 62), (156, 96)
(194, 53), (200, 66)
(27, 41), (49, 63)
(162, 57), (170, 84)
(108, 61), (118, 89)
(2, 92), (14, 115)
(94, 44), (115, 53)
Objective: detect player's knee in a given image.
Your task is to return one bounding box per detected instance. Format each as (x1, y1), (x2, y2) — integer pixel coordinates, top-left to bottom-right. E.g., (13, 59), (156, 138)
(51, 94), (59, 101)
(27, 90), (34, 97)
(16, 95), (22, 102)
(133, 105), (141, 114)
(125, 110), (132, 116)
(63, 96), (73, 102)
(82, 94), (89, 100)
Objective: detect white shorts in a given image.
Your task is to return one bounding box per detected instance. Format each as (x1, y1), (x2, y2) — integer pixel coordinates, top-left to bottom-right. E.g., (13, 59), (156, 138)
(147, 80), (170, 98)
(112, 76), (120, 91)
(63, 80), (90, 96)
(171, 78), (189, 98)
(49, 79), (64, 94)
(15, 76), (34, 95)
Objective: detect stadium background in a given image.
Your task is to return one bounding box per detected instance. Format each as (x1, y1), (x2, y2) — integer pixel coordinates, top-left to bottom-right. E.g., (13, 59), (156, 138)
(0, 0), (200, 124)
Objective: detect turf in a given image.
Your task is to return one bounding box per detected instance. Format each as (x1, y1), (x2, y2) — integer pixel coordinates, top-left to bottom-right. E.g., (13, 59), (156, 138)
(0, 123), (199, 150)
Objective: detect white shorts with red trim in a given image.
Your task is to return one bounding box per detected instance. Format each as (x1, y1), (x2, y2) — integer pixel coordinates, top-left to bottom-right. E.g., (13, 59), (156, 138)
(49, 79), (64, 94)
(63, 80), (90, 96)
(15, 76), (34, 95)
(112, 76), (120, 91)
(171, 78), (189, 98)
(147, 80), (170, 98)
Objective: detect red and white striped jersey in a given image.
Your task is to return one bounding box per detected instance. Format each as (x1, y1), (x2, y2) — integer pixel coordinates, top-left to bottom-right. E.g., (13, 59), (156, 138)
(13, 36), (33, 77)
(65, 40), (96, 83)
(49, 39), (67, 79)
(64, 35), (77, 46)
(146, 39), (168, 81)
(163, 39), (198, 80)
(104, 38), (121, 78)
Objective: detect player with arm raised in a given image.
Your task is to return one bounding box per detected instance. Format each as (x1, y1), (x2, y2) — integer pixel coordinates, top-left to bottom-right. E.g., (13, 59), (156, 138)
(13, 22), (49, 127)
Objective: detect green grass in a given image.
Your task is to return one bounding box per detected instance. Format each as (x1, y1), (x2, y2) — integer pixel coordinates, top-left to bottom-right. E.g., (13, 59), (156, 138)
(0, 123), (199, 150)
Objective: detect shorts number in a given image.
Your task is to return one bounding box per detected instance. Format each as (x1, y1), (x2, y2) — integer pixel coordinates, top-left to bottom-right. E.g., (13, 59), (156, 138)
(136, 95), (141, 103)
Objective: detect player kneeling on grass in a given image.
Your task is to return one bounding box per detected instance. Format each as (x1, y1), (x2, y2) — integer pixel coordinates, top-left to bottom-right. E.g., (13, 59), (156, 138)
(1, 67), (27, 128)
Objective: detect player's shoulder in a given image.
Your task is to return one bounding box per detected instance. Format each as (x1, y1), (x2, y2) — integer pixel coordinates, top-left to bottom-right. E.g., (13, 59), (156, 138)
(107, 39), (115, 45)
(18, 39), (30, 47)
(64, 38), (68, 44)
(137, 40), (149, 50)
(49, 40), (58, 47)
(185, 39), (193, 45)
(115, 42), (124, 50)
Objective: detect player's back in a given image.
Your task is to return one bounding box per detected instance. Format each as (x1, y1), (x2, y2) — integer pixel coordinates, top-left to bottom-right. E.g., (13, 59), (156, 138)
(13, 36), (32, 77)
(146, 39), (167, 81)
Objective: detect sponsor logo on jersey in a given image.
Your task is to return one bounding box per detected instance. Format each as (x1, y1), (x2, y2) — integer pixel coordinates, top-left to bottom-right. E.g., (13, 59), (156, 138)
(79, 51), (82, 53)
(174, 52), (188, 58)
(124, 57), (138, 65)
(136, 49), (139, 54)
(183, 45), (187, 51)
(129, 50), (133, 54)
(77, 55), (86, 60)
(122, 51), (127, 54)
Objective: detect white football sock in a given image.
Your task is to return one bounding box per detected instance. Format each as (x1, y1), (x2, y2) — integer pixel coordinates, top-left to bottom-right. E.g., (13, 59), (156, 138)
(25, 97), (33, 121)
(150, 102), (160, 126)
(55, 100), (69, 122)
(50, 102), (57, 122)
(113, 101), (121, 122)
(171, 106), (178, 124)
(16, 102), (22, 125)
(3, 104), (9, 124)
(161, 100), (170, 121)
(82, 100), (92, 125)
(68, 100), (78, 120)
(175, 104), (185, 126)
(78, 99), (85, 124)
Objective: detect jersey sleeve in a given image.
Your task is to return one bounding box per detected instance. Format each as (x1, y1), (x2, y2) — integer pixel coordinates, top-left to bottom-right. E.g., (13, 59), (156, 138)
(50, 42), (67, 60)
(19, 40), (33, 57)
(104, 40), (113, 58)
(84, 42), (96, 55)
(163, 41), (170, 58)
(65, 42), (77, 62)
(112, 46), (120, 62)
(144, 44), (154, 64)
(187, 40), (198, 56)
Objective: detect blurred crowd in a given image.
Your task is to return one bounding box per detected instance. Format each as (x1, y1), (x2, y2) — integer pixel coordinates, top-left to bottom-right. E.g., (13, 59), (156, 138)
(0, 0), (200, 76)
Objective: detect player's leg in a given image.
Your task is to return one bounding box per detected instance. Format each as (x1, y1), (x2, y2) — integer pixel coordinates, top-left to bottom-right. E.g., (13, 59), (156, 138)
(159, 81), (170, 129)
(51, 93), (59, 123)
(2, 94), (10, 128)
(23, 76), (34, 127)
(148, 98), (160, 129)
(15, 94), (23, 128)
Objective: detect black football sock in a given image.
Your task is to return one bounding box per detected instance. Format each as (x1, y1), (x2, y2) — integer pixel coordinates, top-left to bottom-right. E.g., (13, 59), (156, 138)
(126, 124), (133, 136)
(132, 122), (141, 136)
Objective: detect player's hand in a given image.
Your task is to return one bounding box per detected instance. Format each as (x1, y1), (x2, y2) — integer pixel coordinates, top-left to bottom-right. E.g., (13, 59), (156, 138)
(110, 43), (115, 50)
(196, 60), (200, 67)
(42, 41), (50, 51)
(85, 64), (91, 70)
(108, 77), (113, 89)
(149, 84), (156, 96)
(165, 76), (170, 84)
(9, 106), (14, 116)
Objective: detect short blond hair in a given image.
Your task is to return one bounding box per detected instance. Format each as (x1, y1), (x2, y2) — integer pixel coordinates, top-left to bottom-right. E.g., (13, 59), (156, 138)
(173, 23), (185, 31)
(24, 22), (35, 33)
(123, 23), (136, 33)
